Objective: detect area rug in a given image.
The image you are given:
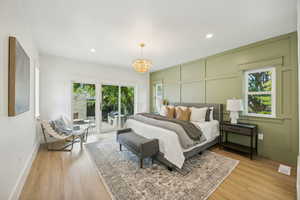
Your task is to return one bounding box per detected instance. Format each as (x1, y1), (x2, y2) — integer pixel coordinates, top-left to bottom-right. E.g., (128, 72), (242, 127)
(85, 136), (239, 200)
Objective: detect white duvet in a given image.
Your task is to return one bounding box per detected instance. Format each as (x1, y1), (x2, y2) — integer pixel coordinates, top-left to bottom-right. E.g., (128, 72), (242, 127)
(125, 119), (219, 168)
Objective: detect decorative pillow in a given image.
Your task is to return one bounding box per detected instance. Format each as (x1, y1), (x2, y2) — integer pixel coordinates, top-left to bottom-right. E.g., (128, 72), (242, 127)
(175, 106), (188, 118)
(159, 105), (174, 116)
(176, 107), (191, 121)
(53, 119), (72, 135)
(204, 107), (214, 121)
(176, 106), (188, 110)
(166, 106), (175, 119)
(190, 107), (208, 122)
(205, 109), (211, 121)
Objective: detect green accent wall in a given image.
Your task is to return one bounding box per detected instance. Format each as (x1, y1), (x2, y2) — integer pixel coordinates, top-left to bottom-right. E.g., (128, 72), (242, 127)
(150, 32), (298, 165)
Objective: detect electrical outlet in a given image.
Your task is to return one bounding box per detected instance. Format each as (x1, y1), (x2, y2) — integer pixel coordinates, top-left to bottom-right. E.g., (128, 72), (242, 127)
(258, 133), (263, 140)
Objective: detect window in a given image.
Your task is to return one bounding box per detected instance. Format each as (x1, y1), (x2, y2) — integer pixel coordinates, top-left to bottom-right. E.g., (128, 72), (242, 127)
(35, 67), (40, 118)
(153, 83), (163, 112)
(244, 67), (276, 118)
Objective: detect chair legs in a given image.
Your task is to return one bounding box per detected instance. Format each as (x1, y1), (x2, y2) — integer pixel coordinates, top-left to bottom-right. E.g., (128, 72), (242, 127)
(140, 158), (143, 168)
(41, 122), (87, 152)
(45, 135), (78, 152)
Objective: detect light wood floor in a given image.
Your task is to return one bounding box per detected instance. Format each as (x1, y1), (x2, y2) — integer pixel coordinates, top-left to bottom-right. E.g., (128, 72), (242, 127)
(20, 135), (297, 200)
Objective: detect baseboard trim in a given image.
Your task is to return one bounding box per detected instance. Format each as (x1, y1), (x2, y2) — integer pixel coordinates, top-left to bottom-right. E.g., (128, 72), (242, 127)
(8, 142), (40, 200)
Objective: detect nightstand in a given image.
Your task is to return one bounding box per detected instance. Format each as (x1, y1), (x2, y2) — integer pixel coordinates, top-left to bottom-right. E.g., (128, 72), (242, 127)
(220, 121), (258, 159)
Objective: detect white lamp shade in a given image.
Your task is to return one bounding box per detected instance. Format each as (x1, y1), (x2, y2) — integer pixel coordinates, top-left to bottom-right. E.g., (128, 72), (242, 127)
(227, 99), (243, 111)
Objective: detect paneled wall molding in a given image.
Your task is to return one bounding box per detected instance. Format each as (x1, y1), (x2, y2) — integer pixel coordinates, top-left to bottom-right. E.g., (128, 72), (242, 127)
(150, 32), (298, 165)
(180, 80), (205, 84)
(240, 115), (291, 122)
(281, 67), (294, 72)
(239, 56), (283, 71)
(205, 74), (240, 81)
(224, 112), (290, 123)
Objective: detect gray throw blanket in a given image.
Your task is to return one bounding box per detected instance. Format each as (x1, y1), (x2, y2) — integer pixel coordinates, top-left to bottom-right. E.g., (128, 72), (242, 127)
(131, 113), (206, 149)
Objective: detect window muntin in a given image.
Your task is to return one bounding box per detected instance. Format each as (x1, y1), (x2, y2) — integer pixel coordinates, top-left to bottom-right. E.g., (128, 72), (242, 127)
(244, 67), (276, 118)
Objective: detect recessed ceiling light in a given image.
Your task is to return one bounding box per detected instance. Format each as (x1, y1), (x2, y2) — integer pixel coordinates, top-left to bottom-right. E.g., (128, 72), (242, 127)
(206, 33), (214, 39)
(90, 48), (96, 53)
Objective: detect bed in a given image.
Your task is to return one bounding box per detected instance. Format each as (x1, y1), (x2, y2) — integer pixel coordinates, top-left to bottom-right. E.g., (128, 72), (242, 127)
(125, 103), (223, 170)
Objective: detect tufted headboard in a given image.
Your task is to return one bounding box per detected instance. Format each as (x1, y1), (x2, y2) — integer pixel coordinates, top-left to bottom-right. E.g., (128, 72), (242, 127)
(170, 103), (224, 122)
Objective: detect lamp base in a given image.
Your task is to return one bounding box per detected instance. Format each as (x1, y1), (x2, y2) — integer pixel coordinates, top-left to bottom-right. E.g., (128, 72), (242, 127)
(229, 111), (239, 124)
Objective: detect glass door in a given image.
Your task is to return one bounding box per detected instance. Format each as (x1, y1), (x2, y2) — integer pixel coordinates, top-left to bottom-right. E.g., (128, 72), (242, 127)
(120, 86), (135, 128)
(100, 84), (120, 132)
(100, 84), (135, 132)
(72, 82), (96, 132)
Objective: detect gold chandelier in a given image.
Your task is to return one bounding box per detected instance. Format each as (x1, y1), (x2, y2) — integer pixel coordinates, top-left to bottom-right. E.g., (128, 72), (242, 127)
(132, 43), (152, 73)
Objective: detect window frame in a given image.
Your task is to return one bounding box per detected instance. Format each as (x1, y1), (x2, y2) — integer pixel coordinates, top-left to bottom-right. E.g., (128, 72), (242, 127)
(244, 67), (276, 118)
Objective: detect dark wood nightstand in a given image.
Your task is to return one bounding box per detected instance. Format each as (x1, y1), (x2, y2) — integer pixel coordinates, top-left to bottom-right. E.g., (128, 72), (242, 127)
(220, 121), (258, 159)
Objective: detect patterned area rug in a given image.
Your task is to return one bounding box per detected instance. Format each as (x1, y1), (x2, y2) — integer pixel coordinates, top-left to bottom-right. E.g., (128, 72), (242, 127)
(85, 136), (239, 200)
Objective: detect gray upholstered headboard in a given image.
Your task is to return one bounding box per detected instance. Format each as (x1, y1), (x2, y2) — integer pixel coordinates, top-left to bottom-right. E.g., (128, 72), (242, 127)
(171, 103), (224, 122)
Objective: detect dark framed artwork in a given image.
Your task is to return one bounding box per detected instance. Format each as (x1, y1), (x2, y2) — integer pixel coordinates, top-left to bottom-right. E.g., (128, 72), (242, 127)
(8, 36), (30, 116)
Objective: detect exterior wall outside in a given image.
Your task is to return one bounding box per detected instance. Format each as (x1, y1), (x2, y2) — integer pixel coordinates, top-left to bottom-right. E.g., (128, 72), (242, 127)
(72, 96), (87, 119)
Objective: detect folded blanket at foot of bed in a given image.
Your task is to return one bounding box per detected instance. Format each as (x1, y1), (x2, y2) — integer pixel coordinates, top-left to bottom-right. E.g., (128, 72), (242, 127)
(131, 113), (206, 149)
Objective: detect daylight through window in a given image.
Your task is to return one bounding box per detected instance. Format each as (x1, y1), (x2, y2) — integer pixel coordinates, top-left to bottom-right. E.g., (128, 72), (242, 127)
(244, 67), (276, 117)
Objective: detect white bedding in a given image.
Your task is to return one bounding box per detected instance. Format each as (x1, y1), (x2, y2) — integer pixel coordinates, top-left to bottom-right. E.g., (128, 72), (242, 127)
(125, 119), (219, 168)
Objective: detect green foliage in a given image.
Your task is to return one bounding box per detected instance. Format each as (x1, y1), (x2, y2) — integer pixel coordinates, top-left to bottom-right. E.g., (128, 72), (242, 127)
(73, 83), (95, 98)
(121, 86), (134, 115)
(101, 85), (134, 120)
(248, 94), (271, 114)
(248, 71), (272, 92)
(247, 71), (272, 115)
(72, 83), (134, 120)
(73, 83), (96, 118)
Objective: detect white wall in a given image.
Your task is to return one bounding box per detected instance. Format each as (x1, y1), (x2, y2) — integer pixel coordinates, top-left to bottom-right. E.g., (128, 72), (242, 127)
(39, 54), (149, 122)
(0, 0), (40, 200)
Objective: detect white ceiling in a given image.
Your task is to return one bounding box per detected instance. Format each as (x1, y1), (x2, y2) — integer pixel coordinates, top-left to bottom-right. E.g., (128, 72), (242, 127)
(25, 0), (297, 71)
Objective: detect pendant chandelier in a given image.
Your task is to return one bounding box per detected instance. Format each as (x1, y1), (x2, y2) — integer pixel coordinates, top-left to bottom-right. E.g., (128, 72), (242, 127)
(132, 43), (152, 73)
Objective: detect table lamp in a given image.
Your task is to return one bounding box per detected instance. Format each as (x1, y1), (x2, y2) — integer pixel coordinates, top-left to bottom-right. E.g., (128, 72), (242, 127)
(227, 99), (243, 124)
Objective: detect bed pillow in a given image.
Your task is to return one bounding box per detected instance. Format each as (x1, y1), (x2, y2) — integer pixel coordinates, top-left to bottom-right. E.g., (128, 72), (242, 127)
(175, 106), (188, 118)
(205, 108), (211, 121)
(176, 106), (188, 110)
(160, 105), (175, 116)
(166, 106), (175, 119)
(176, 107), (191, 121)
(209, 107), (214, 121)
(204, 107), (215, 121)
(190, 107), (208, 122)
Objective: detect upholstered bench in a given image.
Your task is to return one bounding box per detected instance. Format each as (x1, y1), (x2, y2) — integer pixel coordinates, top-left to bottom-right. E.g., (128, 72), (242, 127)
(116, 128), (159, 168)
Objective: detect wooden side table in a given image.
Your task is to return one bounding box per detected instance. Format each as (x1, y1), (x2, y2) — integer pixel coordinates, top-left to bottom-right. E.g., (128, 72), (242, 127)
(220, 121), (258, 159)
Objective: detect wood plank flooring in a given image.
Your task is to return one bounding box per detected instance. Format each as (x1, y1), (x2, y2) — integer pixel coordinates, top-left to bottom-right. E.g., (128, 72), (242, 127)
(20, 135), (296, 200)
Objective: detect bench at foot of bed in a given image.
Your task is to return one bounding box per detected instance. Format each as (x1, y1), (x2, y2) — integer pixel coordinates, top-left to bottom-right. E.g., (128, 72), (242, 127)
(116, 128), (159, 168)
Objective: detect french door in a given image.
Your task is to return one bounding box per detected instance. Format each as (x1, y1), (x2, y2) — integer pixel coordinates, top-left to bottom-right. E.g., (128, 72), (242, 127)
(71, 82), (97, 132)
(100, 84), (135, 133)
(71, 81), (135, 134)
